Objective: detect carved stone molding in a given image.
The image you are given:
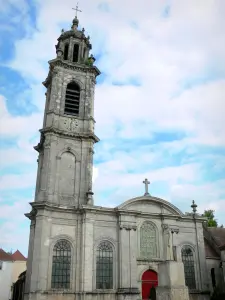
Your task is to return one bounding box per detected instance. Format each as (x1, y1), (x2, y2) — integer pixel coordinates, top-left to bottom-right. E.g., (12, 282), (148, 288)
(162, 224), (179, 234)
(50, 60), (100, 77)
(120, 224), (137, 231)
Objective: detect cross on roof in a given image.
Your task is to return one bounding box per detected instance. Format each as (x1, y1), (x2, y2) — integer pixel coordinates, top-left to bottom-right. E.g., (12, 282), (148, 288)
(72, 3), (82, 18)
(143, 178), (150, 196)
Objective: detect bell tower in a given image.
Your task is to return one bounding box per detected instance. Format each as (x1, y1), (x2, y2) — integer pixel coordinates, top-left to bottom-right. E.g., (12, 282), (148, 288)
(34, 12), (100, 207)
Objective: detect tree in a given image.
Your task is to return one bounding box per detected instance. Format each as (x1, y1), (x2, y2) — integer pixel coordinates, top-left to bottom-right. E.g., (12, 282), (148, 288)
(202, 210), (218, 227)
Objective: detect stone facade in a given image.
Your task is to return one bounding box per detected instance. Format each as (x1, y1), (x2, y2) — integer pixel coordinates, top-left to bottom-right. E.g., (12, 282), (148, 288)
(24, 15), (213, 300)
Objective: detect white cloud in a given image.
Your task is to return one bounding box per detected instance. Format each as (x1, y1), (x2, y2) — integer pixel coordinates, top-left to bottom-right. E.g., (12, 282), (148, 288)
(0, 172), (36, 190)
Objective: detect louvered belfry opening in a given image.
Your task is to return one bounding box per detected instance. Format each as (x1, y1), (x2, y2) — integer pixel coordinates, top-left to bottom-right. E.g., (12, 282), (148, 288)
(64, 82), (80, 116)
(73, 44), (79, 62)
(64, 44), (69, 60)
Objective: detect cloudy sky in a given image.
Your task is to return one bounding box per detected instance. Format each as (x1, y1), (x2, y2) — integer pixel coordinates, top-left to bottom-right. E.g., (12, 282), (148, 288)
(0, 0), (225, 256)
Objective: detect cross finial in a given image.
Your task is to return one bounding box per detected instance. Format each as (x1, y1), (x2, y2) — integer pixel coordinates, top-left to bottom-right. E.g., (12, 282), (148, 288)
(143, 178), (150, 196)
(191, 200), (197, 214)
(72, 2), (82, 18)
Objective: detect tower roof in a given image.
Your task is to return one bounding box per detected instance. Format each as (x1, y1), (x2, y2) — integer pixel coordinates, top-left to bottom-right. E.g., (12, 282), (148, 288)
(57, 9), (92, 50)
(11, 250), (27, 261)
(0, 248), (13, 261)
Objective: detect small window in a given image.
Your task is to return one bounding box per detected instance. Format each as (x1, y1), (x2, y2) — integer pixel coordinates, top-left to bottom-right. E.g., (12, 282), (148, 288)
(64, 82), (80, 116)
(73, 44), (79, 62)
(96, 241), (113, 289)
(64, 44), (69, 60)
(0, 261), (3, 270)
(51, 240), (71, 289)
(181, 246), (196, 290)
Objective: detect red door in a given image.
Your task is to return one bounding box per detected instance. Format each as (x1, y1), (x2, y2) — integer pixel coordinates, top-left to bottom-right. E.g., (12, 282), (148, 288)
(141, 270), (158, 300)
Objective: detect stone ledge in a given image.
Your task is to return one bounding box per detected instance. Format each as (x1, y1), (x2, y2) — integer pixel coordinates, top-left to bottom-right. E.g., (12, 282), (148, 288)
(117, 288), (140, 294)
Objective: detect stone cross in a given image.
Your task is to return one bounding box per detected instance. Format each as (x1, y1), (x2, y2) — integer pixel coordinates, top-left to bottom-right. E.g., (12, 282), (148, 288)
(72, 3), (82, 17)
(143, 178), (150, 196)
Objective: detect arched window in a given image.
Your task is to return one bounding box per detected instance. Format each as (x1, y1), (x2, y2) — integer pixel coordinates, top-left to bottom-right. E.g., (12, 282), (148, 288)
(64, 82), (80, 116)
(73, 44), (79, 62)
(181, 246), (196, 290)
(140, 222), (157, 259)
(64, 44), (69, 60)
(51, 240), (71, 289)
(96, 241), (113, 289)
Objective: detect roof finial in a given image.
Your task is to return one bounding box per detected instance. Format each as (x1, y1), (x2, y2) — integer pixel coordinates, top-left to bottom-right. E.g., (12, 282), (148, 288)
(71, 3), (82, 30)
(191, 200), (197, 214)
(72, 2), (82, 18)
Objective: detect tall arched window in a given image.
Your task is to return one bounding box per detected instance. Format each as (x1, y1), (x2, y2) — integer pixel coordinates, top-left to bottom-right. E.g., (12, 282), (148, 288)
(64, 82), (80, 116)
(73, 44), (79, 62)
(64, 44), (69, 60)
(181, 246), (196, 290)
(96, 241), (113, 289)
(51, 240), (71, 289)
(140, 222), (157, 259)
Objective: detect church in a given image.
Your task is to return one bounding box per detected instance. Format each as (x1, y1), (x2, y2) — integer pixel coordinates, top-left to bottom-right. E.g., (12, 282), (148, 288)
(24, 11), (225, 300)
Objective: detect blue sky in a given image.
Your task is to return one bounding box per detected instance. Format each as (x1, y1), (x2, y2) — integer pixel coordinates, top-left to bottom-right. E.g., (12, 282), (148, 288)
(0, 0), (225, 256)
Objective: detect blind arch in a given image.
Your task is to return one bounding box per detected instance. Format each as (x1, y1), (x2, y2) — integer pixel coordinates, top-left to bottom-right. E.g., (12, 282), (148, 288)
(181, 246), (196, 289)
(51, 239), (71, 289)
(96, 241), (113, 289)
(140, 222), (157, 259)
(64, 82), (80, 116)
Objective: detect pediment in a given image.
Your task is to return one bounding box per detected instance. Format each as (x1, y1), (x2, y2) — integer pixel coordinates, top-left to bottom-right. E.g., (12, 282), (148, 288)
(117, 196), (183, 216)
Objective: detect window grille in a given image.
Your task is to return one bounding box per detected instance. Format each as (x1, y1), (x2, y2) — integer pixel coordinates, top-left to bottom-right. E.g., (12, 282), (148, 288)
(181, 246), (196, 290)
(51, 240), (71, 289)
(64, 82), (80, 116)
(140, 222), (157, 259)
(96, 241), (113, 289)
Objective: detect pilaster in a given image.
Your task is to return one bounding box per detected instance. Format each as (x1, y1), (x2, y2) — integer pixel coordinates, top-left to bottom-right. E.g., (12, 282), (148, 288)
(118, 220), (139, 296)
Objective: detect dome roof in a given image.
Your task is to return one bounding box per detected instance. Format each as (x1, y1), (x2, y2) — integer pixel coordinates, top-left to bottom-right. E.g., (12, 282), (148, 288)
(57, 17), (92, 49)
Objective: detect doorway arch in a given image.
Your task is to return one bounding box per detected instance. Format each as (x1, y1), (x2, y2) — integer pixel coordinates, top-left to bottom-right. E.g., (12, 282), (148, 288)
(141, 269), (158, 300)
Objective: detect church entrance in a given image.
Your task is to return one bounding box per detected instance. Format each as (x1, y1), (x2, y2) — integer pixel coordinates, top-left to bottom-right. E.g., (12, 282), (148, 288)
(141, 270), (158, 300)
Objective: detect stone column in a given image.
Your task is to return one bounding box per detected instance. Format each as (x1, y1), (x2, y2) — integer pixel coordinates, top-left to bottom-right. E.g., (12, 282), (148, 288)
(86, 147), (94, 205)
(156, 261), (190, 300)
(162, 224), (173, 260)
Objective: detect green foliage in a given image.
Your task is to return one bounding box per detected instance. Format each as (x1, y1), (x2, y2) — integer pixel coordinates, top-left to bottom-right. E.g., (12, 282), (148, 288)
(202, 210), (218, 227)
(85, 57), (93, 67)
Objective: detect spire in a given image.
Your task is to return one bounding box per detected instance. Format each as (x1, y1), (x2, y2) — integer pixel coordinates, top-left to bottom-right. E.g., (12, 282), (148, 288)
(72, 3), (82, 31)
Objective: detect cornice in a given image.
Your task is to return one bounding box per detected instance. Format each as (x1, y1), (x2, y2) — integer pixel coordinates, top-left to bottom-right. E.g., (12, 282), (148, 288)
(51, 59), (100, 76)
(40, 127), (100, 143)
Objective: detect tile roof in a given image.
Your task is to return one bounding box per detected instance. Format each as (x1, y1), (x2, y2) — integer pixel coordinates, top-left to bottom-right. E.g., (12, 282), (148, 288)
(0, 248), (13, 261)
(208, 228), (225, 247)
(11, 250), (27, 261)
(204, 239), (220, 258)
